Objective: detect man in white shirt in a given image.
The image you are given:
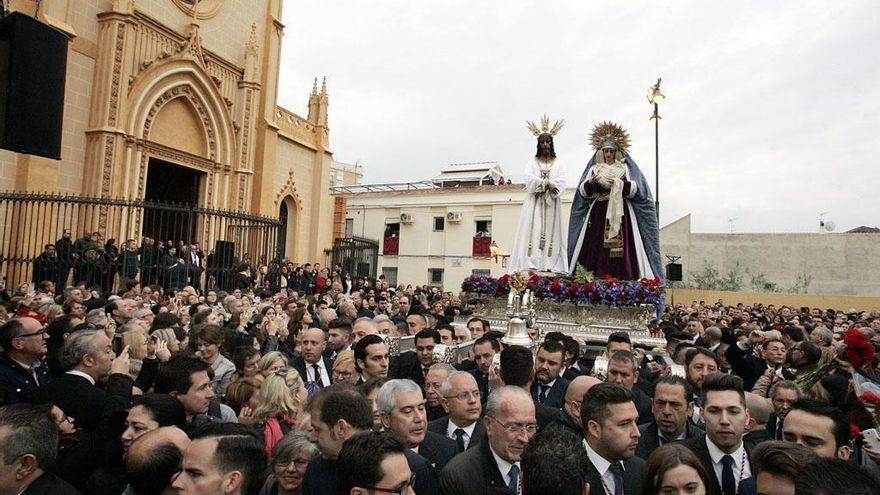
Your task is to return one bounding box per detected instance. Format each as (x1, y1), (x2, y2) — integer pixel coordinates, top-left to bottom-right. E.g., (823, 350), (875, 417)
(439, 386), (535, 495)
(428, 371), (486, 452)
(683, 373), (757, 495)
(581, 383), (645, 495)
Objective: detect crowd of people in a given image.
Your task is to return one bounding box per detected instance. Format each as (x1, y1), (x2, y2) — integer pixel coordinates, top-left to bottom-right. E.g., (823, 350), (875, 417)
(1, 261), (880, 495)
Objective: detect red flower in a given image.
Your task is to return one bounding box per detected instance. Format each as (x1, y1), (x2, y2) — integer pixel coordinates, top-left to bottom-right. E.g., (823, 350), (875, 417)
(528, 273), (540, 283)
(851, 423), (862, 438)
(601, 274), (612, 280)
(860, 391), (880, 407)
(584, 282), (593, 291)
(499, 274), (510, 283)
(845, 329), (876, 369)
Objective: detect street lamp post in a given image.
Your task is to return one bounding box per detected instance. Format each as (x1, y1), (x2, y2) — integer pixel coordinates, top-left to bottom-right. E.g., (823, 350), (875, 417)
(647, 78), (665, 222)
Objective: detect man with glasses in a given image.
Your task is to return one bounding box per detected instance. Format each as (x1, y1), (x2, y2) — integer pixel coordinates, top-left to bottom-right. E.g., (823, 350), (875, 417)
(581, 383), (645, 495)
(439, 386), (536, 495)
(338, 431), (416, 495)
(429, 371), (486, 452)
(0, 317), (51, 404)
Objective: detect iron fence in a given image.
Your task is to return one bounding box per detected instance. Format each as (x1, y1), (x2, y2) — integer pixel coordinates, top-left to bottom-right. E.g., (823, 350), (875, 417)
(331, 237), (379, 281)
(0, 192), (282, 293)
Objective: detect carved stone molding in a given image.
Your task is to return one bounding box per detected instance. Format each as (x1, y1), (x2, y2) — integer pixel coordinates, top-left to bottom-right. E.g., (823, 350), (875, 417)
(107, 23), (126, 127)
(142, 85), (217, 161)
(274, 169), (303, 208)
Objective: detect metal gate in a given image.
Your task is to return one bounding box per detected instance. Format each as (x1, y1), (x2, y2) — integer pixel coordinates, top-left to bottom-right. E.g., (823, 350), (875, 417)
(331, 237), (378, 280)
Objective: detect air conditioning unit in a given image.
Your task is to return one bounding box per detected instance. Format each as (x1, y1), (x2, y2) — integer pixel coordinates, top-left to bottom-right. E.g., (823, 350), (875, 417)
(446, 212), (463, 223)
(400, 213), (414, 224)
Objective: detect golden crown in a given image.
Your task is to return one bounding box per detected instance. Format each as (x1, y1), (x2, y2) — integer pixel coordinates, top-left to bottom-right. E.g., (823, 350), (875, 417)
(590, 121), (630, 153)
(526, 114), (564, 137)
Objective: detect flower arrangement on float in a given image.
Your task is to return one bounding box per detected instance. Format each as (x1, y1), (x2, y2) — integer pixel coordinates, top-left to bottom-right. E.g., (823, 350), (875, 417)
(460, 271), (664, 308)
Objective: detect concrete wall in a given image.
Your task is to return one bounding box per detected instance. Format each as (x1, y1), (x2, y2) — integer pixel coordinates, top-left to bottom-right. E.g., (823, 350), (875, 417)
(662, 215), (880, 296)
(669, 289), (880, 312)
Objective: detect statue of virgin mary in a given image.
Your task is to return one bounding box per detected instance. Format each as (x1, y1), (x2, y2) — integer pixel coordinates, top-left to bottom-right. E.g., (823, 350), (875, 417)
(566, 122), (663, 281)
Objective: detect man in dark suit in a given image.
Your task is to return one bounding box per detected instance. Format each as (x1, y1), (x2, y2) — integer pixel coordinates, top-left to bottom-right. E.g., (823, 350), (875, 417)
(428, 371), (486, 452)
(291, 327), (332, 388)
(439, 386), (536, 495)
(338, 431), (416, 495)
(581, 383), (646, 495)
(499, 345), (560, 431)
(766, 380), (800, 441)
(303, 384), (439, 495)
(393, 328), (440, 389)
(530, 340), (570, 409)
(605, 350), (654, 425)
(379, 379), (458, 473)
(724, 338), (787, 392)
(28, 329), (121, 432)
(636, 375), (705, 460)
(0, 403), (82, 495)
(468, 336), (499, 401)
(0, 317), (52, 404)
(547, 375), (601, 439)
(683, 373), (756, 495)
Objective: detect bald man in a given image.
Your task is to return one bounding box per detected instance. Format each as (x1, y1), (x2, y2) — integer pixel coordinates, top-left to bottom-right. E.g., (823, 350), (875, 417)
(125, 426), (190, 495)
(548, 375), (601, 437)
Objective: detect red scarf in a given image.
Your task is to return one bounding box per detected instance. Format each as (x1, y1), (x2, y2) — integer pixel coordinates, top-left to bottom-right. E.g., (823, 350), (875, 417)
(263, 415), (297, 458)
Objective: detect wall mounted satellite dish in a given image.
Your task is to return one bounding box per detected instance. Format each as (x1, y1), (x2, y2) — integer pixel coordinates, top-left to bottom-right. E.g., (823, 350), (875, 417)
(824, 221), (836, 232)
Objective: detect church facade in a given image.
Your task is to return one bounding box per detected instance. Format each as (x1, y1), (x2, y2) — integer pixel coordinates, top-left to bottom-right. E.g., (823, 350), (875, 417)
(0, 0), (340, 273)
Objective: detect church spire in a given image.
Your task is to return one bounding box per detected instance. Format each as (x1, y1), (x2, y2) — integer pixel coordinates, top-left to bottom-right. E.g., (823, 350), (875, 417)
(320, 76), (327, 95)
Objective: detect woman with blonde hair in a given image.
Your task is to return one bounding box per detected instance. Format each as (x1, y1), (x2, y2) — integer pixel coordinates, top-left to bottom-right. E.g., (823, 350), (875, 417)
(251, 373), (301, 457)
(122, 330), (148, 380)
(331, 349), (358, 384)
(258, 351), (288, 377)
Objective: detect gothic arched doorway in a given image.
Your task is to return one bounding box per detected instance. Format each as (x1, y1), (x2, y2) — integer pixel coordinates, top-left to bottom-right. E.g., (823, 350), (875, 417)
(279, 195), (297, 260)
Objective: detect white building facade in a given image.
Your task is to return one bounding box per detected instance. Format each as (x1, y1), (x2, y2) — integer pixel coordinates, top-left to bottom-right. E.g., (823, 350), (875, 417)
(336, 182), (576, 288)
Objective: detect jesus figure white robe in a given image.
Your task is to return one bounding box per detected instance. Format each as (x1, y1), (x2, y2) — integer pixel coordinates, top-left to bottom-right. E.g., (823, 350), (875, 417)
(508, 158), (568, 274)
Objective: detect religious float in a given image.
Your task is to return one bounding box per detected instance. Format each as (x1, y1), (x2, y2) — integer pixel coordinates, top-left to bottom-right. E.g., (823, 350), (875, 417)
(459, 271), (666, 348)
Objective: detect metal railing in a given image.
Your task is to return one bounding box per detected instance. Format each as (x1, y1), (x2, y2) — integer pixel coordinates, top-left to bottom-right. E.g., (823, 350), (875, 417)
(0, 192), (282, 293)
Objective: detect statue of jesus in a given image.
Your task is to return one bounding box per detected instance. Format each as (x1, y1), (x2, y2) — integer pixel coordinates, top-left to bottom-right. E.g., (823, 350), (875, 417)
(566, 122), (663, 281)
(508, 115), (568, 275)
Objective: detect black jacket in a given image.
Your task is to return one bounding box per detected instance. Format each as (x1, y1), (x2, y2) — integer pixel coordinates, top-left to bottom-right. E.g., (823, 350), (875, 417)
(530, 376), (570, 409)
(635, 420), (705, 460)
(303, 449), (440, 495)
(582, 450), (646, 495)
(427, 416), (487, 452)
(28, 372), (107, 433)
(439, 438), (514, 495)
(682, 436), (757, 495)
(418, 431), (459, 473)
(0, 352), (52, 404)
(21, 471), (82, 495)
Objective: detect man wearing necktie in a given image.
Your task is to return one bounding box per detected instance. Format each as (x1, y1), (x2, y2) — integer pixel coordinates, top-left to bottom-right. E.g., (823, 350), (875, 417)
(293, 328), (332, 389)
(581, 383), (645, 495)
(439, 386), (536, 495)
(529, 340), (570, 409)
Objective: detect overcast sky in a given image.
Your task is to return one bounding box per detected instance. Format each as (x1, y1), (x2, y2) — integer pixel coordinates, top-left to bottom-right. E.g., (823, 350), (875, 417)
(277, 1), (880, 234)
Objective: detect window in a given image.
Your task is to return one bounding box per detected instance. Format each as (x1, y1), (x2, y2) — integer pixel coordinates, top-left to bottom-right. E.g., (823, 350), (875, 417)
(433, 216), (445, 232)
(345, 218), (354, 238)
(382, 267), (398, 286)
(475, 220), (491, 238)
(428, 268), (444, 285)
(383, 223), (400, 255)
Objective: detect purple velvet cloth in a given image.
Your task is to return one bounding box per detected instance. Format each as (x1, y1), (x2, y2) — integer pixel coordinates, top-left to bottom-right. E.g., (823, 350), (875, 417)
(577, 181), (641, 279)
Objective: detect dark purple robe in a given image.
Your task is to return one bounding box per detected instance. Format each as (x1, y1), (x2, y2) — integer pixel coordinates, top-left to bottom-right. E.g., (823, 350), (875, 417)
(577, 181), (641, 279)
